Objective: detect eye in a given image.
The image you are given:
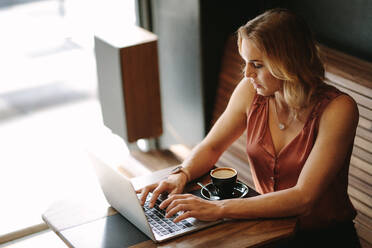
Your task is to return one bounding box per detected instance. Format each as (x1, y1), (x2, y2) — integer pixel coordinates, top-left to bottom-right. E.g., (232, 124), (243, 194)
(252, 63), (263, 69)
(241, 61), (263, 76)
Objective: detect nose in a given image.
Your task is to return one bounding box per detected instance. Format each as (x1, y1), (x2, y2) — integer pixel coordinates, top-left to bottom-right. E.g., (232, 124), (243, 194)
(244, 66), (256, 79)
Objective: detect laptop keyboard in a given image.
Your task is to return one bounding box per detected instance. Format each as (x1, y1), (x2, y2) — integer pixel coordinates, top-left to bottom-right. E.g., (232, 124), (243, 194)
(143, 194), (194, 236)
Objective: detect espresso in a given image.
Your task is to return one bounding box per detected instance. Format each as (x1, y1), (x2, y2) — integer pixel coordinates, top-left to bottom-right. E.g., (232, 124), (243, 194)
(211, 169), (236, 179)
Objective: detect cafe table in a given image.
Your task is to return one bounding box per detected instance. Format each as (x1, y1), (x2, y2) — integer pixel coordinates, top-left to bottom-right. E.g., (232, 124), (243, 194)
(42, 165), (297, 247)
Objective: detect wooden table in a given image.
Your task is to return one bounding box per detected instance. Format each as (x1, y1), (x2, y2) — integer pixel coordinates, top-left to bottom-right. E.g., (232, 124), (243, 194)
(42, 166), (297, 248)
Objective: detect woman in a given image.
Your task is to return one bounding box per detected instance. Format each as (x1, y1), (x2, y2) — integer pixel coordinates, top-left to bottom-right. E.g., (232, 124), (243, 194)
(137, 8), (360, 247)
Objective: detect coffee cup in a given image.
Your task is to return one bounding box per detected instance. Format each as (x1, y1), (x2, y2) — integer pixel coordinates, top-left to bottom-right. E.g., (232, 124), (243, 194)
(210, 167), (237, 199)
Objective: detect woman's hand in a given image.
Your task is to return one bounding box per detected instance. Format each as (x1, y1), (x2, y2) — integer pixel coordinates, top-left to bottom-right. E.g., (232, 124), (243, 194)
(159, 194), (224, 222)
(136, 172), (188, 208)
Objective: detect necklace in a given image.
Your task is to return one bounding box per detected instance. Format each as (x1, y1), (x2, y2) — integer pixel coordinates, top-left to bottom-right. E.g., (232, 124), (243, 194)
(273, 99), (293, 130)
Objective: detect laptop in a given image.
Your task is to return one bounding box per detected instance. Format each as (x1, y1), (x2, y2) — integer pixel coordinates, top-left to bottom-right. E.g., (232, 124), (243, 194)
(89, 152), (223, 243)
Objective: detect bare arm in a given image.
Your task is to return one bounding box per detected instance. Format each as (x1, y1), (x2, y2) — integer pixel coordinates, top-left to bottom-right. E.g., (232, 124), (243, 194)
(181, 78), (256, 182)
(139, 78), (256, 207)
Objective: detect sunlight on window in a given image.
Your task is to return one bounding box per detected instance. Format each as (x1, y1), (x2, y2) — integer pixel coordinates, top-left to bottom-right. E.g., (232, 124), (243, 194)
(64, 0), (136, 49)
(0, 0), (136, 242)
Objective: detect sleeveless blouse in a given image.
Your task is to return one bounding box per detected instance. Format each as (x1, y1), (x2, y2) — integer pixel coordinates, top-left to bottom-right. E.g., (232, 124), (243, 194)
(246, 84), (356, 230)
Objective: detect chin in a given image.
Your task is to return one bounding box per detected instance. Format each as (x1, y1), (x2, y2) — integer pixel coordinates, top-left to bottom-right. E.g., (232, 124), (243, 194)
(256, 87), (276, 97)
(256, 88), (269, 96)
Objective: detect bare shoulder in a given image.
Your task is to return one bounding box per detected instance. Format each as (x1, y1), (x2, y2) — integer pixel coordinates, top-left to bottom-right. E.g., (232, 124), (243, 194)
(319, 94), (359, 134)
(228, 78), (256, 112)
(233, 77), (256, 96)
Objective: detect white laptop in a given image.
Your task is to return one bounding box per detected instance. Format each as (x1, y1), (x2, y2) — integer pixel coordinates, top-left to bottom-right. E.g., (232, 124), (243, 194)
(89, 152), (222, 243)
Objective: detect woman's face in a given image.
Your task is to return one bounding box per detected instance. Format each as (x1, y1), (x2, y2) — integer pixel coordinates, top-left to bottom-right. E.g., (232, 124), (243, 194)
(240, 39), (283, 96)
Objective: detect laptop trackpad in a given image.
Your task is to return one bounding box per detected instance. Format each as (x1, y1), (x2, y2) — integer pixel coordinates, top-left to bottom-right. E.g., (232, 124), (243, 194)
(61, 214), (150, 247)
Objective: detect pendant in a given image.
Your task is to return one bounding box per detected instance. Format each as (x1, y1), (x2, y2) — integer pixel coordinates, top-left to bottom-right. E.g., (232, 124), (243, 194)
(278, 123), (285, 130)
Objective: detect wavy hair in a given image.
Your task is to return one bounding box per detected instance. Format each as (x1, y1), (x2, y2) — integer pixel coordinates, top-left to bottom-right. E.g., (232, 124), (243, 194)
(237, 8), (325, 116)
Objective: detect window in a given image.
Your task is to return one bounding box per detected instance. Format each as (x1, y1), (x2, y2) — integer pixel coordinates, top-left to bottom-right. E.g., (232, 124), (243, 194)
(0, 0), (135, 243)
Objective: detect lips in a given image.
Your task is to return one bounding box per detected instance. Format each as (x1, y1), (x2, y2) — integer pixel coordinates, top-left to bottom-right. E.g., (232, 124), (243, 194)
(249, 78), (263, 89)
(252, 82), (262, 89)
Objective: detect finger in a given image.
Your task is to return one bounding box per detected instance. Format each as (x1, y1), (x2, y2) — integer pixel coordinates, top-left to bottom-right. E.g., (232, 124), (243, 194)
(163, 193), (195, 209)
(149, 183), (168, 208)
(173, 211), (194, 223)
(139, 186), (152, 206)
(159, 194), (186, 209)
(138, 184), (158, 205)
(165, 203), (189, 218)
(136, 187), (145, 194)
(165, 197), (193, 213)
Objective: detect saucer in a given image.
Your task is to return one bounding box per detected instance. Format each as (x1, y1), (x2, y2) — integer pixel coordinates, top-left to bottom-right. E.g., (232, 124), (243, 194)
(200, 182), (249, 200)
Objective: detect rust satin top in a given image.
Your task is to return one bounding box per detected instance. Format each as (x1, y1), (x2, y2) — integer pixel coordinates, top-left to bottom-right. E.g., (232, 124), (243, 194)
(246, 84), (356, 230)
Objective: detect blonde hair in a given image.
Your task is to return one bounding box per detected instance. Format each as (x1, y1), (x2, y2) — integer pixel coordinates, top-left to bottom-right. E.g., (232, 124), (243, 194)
(237, 8), (325, 116)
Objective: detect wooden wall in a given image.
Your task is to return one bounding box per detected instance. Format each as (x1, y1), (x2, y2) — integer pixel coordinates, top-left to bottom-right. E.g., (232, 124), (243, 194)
(319, 45), (372, 247)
